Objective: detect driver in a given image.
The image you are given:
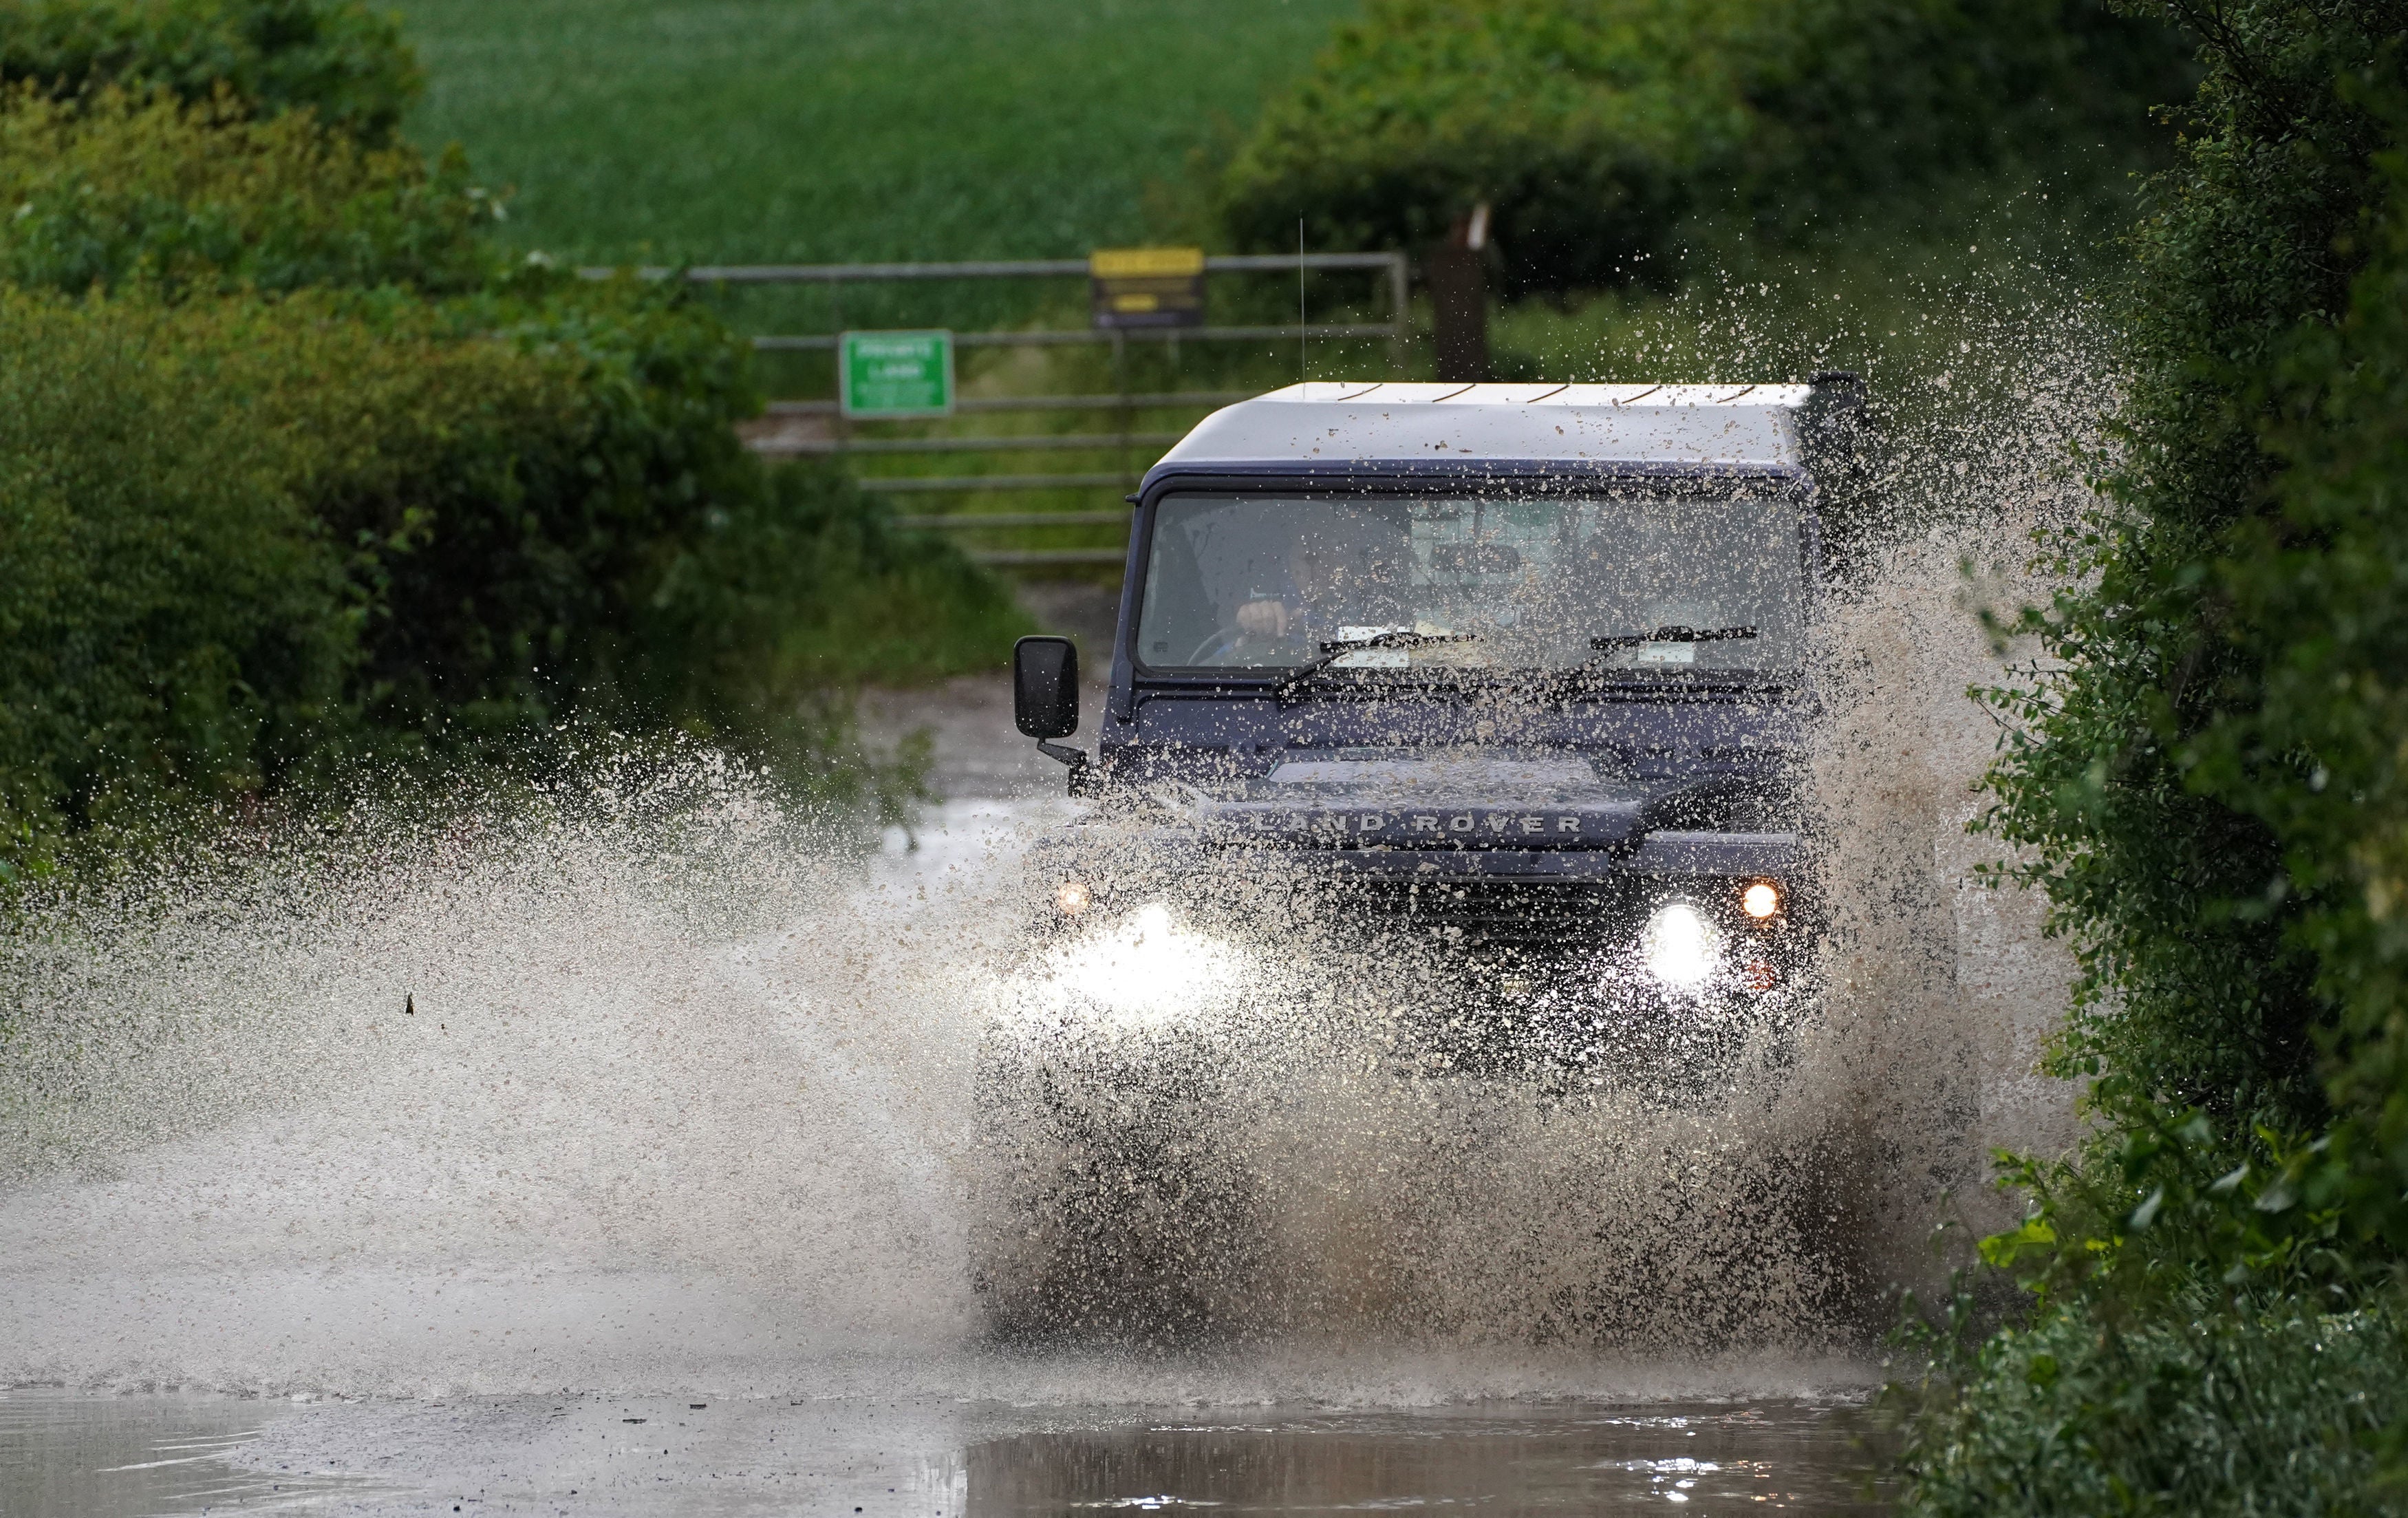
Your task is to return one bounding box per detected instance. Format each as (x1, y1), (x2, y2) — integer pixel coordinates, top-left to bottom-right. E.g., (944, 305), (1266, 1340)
(1232, 512), (1410, 646)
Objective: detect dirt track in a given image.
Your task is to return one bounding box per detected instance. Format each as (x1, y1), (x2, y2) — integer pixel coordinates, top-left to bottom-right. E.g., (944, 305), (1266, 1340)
(856, 579), (1118, 799)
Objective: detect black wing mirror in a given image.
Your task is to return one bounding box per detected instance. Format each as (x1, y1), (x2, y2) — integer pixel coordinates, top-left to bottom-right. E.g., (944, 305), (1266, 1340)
(1013, 636), (1093, 791)
(1013, 636), (1079, 738)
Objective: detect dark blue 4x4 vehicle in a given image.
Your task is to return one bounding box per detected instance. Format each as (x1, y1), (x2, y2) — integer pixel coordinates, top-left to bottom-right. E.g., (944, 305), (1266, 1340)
(975, 378), (1862, 1337)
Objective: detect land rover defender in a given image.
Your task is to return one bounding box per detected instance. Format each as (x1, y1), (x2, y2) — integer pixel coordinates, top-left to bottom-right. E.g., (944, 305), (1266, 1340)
(972, 378), (1858, 1336)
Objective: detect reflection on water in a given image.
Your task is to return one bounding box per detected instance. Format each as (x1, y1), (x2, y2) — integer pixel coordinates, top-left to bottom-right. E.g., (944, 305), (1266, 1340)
(1, 1392), (1886, 1517)
(0, 1392), (377, 1517)
(967, 1402), (1886, 1515)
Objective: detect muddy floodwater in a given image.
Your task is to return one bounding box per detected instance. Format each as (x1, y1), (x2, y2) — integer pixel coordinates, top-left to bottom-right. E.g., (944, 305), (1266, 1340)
(0, 780), (1902, 1515)
(3, 1389), (1888, 1515)
(4, 475), (2092, 1517)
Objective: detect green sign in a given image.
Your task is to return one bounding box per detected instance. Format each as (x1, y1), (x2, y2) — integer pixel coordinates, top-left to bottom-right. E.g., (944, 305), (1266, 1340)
(840, 330), (954, 418)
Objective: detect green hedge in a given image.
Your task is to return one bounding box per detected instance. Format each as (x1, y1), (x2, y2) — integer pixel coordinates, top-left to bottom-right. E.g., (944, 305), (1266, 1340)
(0, 0), (420, 142)
(0, 25), (1027, 879)
(1217, 0), (2189, 292)
(0, 279), (1026, 876)
(2208, 97), (2408, 1248)
(1902, 1294), (2405, 1516)
(0, 83), (493, 295)
(0, 286), (359, 856)
(1897, 2), (2408, 1510)
(1978, 0), (2405, 1149)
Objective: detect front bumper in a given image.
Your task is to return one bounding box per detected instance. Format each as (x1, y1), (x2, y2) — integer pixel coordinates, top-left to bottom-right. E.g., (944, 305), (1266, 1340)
(1004, 826), (1814, 1091)
(1029, 824), (1809, 979)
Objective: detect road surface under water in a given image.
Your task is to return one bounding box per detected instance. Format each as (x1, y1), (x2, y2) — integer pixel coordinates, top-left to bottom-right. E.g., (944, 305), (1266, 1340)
(1, 1387), (1889, 1515)
(4, 472), (2094, 1513)
(0, 785), (1906, 1515)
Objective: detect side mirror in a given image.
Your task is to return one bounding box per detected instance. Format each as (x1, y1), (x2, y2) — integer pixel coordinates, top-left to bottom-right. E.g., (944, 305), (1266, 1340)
(1013, 635), (1080, 740)
(1013, 637), (1094, 793)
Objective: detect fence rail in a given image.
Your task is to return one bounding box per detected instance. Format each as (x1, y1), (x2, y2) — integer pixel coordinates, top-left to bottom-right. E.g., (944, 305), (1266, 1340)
(579, 252), (1404, 284)
(856, 471), (1131, 494)
(755, 433), (1181, 457)
(751, 322), (1393, 352)
(763, 390), (1252, 417)
(891, 510), (1128, 530)
(888, 509), (1134, 567)
(969, 548), (1131, 566)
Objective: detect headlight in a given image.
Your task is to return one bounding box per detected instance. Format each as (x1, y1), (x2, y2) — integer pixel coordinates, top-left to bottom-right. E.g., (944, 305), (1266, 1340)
(1055, 878), (1093, 915)
(1740, 881), (1781, 919)
(1642, 902), (1720, 987)
(1044, 901), (1239, 1024)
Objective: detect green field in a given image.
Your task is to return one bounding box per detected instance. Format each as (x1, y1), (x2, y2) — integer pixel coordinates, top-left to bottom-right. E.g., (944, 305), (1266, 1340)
(376, 0), (1386, 568)
(389, 0), (1359, 268)
(378, 0), (2148, 573)
(384, 0), (2144, 372)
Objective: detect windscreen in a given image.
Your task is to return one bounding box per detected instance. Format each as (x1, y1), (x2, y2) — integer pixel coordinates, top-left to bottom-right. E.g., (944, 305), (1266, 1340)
(1135, 490), (1807, 677)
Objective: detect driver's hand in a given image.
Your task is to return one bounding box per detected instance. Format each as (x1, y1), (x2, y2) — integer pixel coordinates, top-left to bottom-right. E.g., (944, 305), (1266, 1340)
(1236, 599), (1292, 639)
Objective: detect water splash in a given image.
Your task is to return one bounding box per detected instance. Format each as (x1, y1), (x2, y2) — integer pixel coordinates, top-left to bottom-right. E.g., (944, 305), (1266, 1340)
(1, 289), (2101, 1402)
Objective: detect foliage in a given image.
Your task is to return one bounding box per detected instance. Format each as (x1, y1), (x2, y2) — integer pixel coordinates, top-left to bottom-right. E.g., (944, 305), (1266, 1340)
(1889, 1091), (2408, 1512)
(0, 83), (493, 296)
(1216, 0), (2191, 292)
(1979, 0), (2407, 1133)
(0, 0), (420, 142)
(0, 277), (1026, 879)
(0, 3), (1033, 881)
(1897, 3), (2408, 1510)
(0, 285), (358, 871)
(2210, 100), (2408, 1253)
(1895, 1287), (2405, 1517)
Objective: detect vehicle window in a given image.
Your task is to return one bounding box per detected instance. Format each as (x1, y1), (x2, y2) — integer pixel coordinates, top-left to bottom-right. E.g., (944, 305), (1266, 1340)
(1135, 490), (1807, 675)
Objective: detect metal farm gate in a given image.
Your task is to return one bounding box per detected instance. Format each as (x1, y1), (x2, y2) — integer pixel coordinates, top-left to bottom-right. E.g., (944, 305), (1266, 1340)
(582, 252), (1411, 568)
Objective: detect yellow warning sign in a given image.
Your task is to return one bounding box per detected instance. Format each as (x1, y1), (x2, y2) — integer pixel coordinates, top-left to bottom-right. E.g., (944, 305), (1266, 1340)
(1090, 246), (1205, 330)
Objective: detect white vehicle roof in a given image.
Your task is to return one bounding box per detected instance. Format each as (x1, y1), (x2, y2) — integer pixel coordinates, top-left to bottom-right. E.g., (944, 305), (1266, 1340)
(1145, 381), (1819, 480)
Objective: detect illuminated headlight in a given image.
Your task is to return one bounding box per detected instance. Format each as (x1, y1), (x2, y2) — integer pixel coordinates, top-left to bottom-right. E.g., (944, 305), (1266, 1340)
(1054, 879), (1093, 915)
(1044, 901), (1240, 1023)
(1642, 902), (1721, 987)
(1741, 881), (1781, 919)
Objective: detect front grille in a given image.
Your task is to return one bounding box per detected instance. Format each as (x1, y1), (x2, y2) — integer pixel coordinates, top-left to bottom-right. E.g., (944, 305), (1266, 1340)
(1335, 879), (1646, 953)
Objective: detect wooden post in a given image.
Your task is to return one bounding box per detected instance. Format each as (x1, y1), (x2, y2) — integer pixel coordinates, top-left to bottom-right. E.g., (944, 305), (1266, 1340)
(1426, 203), (1490, 383)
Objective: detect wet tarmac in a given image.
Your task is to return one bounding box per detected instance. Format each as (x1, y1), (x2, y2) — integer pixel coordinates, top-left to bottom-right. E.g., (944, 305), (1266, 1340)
(1, 1389), (1890, 1515)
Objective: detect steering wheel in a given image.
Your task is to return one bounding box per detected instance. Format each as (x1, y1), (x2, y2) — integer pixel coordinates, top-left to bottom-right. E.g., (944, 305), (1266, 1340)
(1186, 625), (1254, 664)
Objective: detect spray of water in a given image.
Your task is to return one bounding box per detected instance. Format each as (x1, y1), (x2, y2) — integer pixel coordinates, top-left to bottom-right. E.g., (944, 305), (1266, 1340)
(0, 286), (2103, 1405)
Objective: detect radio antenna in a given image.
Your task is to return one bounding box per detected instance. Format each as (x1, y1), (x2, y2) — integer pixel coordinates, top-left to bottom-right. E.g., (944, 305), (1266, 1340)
(1298, 217), (1307, 390)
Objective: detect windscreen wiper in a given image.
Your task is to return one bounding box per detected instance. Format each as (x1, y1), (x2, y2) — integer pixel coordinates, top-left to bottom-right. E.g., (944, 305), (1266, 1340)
(1588, 625), (1759, 650)
(1276, 630), (1478, 702)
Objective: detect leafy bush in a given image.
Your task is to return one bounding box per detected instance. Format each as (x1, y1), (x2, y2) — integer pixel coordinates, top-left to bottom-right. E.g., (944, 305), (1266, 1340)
(1216, 0), (2190, 292)
(0, 286), (358, 865)
(1895, 1104), (2406, 1511)
(0, 5), (1029, 879)
(0, 0), (420, 142)
(0, 83), (493, 295)
(1979, 0), (2405, 1137)
(338, 274), (1027, 751)
(1893, 3), (2408, 1510)
(0, 278), (1025, 878)
(2208, 97), (2408, 1253)
(1899, 1292), (2405, 1517)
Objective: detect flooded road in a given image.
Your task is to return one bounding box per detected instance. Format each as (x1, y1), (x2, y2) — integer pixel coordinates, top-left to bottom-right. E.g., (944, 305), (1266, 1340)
(3, 1389), (1889, 1515)
(3, 506), (2085, 1515)
(1, 780), (1904, 1515)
